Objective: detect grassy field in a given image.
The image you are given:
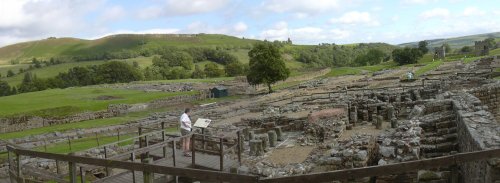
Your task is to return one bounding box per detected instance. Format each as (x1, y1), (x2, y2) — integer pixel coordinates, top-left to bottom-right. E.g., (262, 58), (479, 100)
(0, 34), (260, 64)
(0, 87), (197, 117)
(325, 67), (362, 77)
(35, 134), (135, 154)
(415, 60), (443, 76)
(137, 77), (235, 84)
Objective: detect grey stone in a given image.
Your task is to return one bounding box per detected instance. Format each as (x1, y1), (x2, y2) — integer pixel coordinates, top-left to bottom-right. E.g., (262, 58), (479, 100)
(354, 150), (368, 161)
(379, 146), (395, 158)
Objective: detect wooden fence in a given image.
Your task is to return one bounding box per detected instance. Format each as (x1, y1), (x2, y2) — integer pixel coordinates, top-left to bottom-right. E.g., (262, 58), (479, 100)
(6, 141), (500, 183)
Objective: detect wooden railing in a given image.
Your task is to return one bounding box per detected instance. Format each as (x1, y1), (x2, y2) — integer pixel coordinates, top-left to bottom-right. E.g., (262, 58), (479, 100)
(7, 138), (500, 183)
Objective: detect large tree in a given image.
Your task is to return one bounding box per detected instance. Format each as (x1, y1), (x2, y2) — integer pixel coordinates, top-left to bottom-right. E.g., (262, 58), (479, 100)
(392, 47), (424, 65)
(247, 42), (290, 93)
(418, 41), (429, 54)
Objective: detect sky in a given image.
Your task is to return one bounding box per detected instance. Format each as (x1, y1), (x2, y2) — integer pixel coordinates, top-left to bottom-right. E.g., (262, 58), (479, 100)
(0, 0), (499, 47)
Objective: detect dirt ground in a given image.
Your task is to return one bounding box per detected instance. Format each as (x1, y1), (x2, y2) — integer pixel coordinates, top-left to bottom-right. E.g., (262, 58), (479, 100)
(338, 122), (391, 140)
(267, 146), (315, 165)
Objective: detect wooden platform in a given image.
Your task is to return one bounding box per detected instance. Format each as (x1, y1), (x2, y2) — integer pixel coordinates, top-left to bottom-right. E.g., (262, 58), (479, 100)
(93, 148), (237, 183)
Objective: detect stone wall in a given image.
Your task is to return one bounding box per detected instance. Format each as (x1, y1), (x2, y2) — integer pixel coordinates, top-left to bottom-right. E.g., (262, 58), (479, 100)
(0, 93), (204, 133)
(470, 83), (500, 122)
(451, 92), (500, 183)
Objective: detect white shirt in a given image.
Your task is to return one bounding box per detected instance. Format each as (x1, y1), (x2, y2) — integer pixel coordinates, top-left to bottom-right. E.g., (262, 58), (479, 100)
(180, 113), (191, 131)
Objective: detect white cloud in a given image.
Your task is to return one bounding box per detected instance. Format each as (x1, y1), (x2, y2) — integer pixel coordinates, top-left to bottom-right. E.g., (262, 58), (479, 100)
(138, 0), (229, 19)
(262, 0), (340, 16)
(91, 28), (180, 39)
(419, 8), (450, 19)
(182, 21), (248, 37)
(260, 21), (350, 44)
(463, 7), (485, 17)
(233, 22), (248, 32)
(330, 11), (380, 26)
(0, 0), (104, 46)
(99, 6), (126, 22)
(402, 0), (437, 4)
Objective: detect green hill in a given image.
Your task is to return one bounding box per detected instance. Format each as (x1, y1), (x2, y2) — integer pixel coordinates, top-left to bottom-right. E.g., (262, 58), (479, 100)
(399, 32), (500, 49)
(0, 34), (260, 65)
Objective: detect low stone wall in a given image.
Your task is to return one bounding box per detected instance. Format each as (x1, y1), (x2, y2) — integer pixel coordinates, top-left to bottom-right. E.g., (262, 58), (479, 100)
(0, 93), (204, 134)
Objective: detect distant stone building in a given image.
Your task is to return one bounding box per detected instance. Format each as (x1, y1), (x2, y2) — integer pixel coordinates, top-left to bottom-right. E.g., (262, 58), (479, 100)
(434, 46), (446, 59)
(475, 40), (490, 56)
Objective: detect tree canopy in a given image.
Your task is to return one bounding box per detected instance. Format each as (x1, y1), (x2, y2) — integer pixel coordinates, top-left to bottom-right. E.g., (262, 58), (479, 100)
(247, 42), (290, 93)
(418, 41), (429, 54)
(392, 47), (424, 65)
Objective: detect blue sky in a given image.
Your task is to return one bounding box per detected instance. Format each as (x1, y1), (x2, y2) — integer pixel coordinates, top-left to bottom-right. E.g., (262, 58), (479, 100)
(0, 0), (499, 46)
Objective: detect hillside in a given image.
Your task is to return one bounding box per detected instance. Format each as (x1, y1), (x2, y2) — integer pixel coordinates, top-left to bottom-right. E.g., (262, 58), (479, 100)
(0, 34), (260, 65)
(399, 32), (500, 49)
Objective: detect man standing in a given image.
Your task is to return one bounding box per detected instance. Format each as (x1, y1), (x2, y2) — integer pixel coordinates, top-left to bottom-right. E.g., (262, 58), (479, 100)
(180, 108), (192, 157)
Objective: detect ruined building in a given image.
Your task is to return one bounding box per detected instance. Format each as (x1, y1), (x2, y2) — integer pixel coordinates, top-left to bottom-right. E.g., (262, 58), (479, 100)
(475, 40), (490, 56)
(434, 46), (445, 59)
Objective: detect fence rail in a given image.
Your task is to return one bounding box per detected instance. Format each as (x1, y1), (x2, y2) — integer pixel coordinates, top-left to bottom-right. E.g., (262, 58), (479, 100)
(7, 140), (500, 183)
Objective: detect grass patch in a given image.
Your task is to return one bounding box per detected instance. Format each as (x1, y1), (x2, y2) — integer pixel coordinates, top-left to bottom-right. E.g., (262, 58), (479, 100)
(325, 67), (362, 77)
(34, 134), (135, 154)
(191, 95), (243, 105)
(490, 48), (500, 55)
(0, 87), (197, 117)
(359, 61), (398, 72)
(137, 77), (234, 84)
(415, 60), (443, 76)
(0, 109), (161, 140)
(417, 54), (435, 63)
(271, 80), (303, 91)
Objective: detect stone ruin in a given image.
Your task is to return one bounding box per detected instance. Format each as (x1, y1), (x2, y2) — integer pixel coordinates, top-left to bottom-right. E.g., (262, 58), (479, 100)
(475, 40), (490, 56)
(434, 46), (446, 60)
(226, 69), (500, 182)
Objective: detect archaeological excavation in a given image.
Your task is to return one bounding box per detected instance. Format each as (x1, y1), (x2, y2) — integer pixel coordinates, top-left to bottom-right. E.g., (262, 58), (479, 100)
(2, 56), (500, 183)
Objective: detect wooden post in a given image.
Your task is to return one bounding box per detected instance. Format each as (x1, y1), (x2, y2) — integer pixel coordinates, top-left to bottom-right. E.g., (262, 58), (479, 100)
(192, 134), (196, 167)
(79, 167), (85, 183)
(130, 152), (136, 183)
(172, 140), (176, 167)
(202, 128), (206, 150)
(68, 153), (77, 183)
(450, 165), (459, 183)
(8, 150), (14, 183)
(15, 153), (22, 183)
(219, 138), (224, 171)
(56, 160), (61, 174)
(143, 158), (153, 183)
(145, 135), (150, 158)
(95, 133), (100, 146)
(162, 121), (166, 158)
(237, 130), (242, 165)
(104, 146), (110, 176)
(117, 129), (121, 141)
(7, 150), (11, 171)
(68, 137), (72, 151)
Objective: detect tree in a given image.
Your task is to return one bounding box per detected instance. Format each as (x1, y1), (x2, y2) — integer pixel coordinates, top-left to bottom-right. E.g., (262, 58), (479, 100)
(442, 43), (451, 53)
(461, 46), (473, 53)
(95, 61), (143, 84)
(0, 80), (11, 96)
(484, 38), (496, 49)
(204, 62), (224, 78)
(225, 61), (246, 76)
(132, 61), (140, 68)
(7, 70), (14, 77)
(191, 65), (205, 79)
(247, 42), (290, 93)
(392, 47), (424, 65)
(418, 41), (429, 54)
